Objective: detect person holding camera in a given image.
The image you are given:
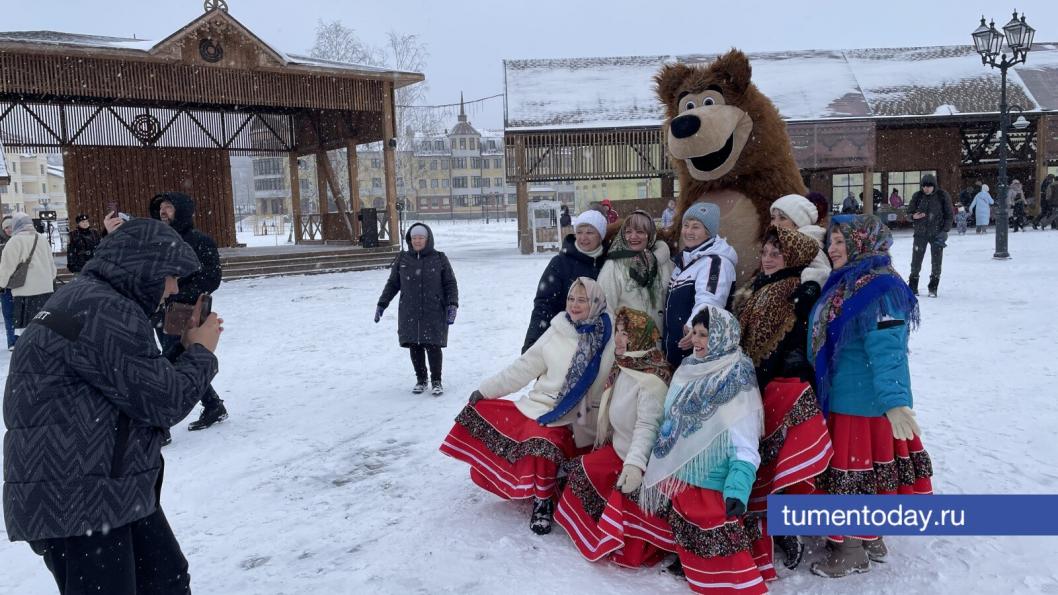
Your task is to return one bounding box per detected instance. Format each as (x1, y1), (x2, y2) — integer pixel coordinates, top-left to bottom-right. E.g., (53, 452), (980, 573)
(3, 218), (223, 595)
(149, 192), (227, 434)
(0, 212), (57, 337)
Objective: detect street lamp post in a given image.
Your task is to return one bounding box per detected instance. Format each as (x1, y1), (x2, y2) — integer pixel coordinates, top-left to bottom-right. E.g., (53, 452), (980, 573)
(971, 11), (1035, 259)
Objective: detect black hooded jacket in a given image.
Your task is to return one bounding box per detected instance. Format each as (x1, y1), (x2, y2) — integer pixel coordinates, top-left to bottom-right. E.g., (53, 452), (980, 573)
(3, 219), (218, 542)
(66, 226), (102, 273)
(377, 223), (459, 348)
(149, 192), (222, 304)
(521, 233), (606, 353)
(908, 174), (954, 239)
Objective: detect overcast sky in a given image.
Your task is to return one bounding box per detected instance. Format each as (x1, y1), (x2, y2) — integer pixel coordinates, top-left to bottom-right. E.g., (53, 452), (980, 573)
(6, 0), (1058, 129)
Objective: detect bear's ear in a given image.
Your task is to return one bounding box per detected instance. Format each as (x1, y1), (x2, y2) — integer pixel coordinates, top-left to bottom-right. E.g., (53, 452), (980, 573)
(655, 63), (695, 106)
(712, 49), (752, 95)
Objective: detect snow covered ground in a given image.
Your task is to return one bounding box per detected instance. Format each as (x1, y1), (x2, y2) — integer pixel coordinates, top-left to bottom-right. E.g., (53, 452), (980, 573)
(2, 219), (1058, 594)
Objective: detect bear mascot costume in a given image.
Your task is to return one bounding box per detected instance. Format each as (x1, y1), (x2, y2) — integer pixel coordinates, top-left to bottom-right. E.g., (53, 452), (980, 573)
(655, 50), (806, 284)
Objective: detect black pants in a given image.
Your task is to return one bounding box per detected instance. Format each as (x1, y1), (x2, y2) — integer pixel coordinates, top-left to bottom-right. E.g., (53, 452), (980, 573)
(156, 328), (223, 409)
(409, 343), (443, 382)
(29, 507), (190, 595)
(12, 292), (53, 331)
(909, 234), (944, 291)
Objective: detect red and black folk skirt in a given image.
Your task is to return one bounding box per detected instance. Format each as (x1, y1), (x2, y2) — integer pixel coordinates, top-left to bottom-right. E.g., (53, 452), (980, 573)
(747, 378), (834, 579)
(814, 412), (934, 542)
(555, 445), (675, 567)
(440, 399), (577, 501)
(669, 488), (770, 595)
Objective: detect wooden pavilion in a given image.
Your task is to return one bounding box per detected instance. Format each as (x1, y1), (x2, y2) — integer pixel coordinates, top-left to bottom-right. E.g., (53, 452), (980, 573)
(504, 46), (1058, 254)
(0, 2), (423, 248)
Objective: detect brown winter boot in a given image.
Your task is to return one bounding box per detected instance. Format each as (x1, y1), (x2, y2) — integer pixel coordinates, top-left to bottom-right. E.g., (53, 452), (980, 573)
(810, 538), (870, 578)
(864, 537), (888, 563)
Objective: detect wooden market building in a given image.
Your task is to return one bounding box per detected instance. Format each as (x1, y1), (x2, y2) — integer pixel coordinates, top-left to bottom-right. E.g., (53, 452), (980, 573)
(0, 3), (423, 248)
(503, 45), (1058, 254)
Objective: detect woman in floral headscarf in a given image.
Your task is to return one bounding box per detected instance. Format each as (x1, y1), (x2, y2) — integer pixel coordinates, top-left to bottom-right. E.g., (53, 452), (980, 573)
(598, 210), (673, 331)
(440, 278), (615, 535)
(555, 307), (673, 567)
(641, 305), (767, 595)
(733, 225), (833, 574)
(807, 215), (933, 578)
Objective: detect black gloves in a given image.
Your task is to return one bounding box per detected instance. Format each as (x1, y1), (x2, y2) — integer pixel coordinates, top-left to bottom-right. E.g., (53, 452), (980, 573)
(469, 390), (485, 405)
(725, 497), (746, 518)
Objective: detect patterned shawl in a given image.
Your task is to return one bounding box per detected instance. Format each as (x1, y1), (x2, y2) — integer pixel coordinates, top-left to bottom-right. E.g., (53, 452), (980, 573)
(537, 278), (613, 425)
(607, 210), (661, 306)
(736, 226), (819, 367)
(595, 307), (672, 448)
(808, 215), (919, 415)
(641, 306), (763, 512)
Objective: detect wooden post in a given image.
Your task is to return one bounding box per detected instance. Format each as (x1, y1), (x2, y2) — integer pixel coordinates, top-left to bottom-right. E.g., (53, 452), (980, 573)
(347, 138), (362, 242)
(1034, 115), (1048, 218)
(289, 152), (302, 243)
(315, 152), (329, 240)
(316, 149), (356, 241)
(382, 82), (400, 245)
(661, 175), (675, 199)
(516, 136), (532, 254)
(862, 167), (874, 216)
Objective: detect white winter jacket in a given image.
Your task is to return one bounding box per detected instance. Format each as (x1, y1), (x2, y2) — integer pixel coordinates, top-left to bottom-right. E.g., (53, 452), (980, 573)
(595, 359), (669, 471)
(797, 224), (832, 287)
(0, 231), (57, 297)
(479, 312), (616, 447)
(598, 241), (673, 331)
(670, 237), (738, 330)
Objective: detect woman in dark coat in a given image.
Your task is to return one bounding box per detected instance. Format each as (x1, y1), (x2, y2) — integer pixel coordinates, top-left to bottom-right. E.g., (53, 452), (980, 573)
(375, 223), (459, 395)
(66, 213), (102, 273)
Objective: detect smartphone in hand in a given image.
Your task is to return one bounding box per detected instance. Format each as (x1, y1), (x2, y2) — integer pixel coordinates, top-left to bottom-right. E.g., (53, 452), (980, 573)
(195, 294), (212, 327)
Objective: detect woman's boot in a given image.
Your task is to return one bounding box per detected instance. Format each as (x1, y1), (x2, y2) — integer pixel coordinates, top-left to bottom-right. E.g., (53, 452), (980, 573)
(863, 537), (888, 563)
(810, 538), (870, 578)
(775, 535), (805, 569)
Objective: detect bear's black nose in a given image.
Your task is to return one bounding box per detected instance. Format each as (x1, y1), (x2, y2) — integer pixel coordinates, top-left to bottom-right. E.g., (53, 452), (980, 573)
(670, 114), (701, 139)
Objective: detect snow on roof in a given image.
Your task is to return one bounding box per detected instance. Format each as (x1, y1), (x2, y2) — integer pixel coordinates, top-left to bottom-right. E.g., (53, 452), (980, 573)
(505, 43), (1058, 130)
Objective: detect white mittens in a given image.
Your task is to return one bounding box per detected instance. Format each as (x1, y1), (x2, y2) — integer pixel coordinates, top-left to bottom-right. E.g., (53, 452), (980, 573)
(615, 464), (644, 494)
(885, 406), (921, 441)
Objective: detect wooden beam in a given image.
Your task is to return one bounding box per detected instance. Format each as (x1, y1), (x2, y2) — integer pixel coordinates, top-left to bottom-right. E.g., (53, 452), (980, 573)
(661, 175), (675, 199)
(289, 152), (302, 243)
(347, 138), (362, 242)
(382, 81), (399, 244)
(515, 135), (532, 254)
(862, 167), (874, 216)
(1035, 115), (1048, 218)
(316, 148), (356, 241)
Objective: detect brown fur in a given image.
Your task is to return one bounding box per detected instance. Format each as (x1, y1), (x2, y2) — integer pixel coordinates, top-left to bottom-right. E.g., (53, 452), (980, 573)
(655, 50), (806, 284)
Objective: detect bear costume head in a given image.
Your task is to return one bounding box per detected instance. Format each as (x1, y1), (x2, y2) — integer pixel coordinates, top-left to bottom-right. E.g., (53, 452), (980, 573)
(656, 50), (805, 284)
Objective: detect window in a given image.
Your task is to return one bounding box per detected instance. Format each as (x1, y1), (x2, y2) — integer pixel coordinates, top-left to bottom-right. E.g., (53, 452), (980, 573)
(372, 159), (381, 168)
(254, 178), (284, 191)
(419, 179), (427, 189)
(453, 177), (468, 188)
(459, 138), (466, 150)
(300, 179), (311, 193)
(42, 183), (47, 193)
(831, 172), (882, 212)
(469, 138), (476, 150)
(40, 164), (46, 175)
(435, 140), (444, 151)
(430, 160), (438, 170)
(0, 185), (6, 194)
(442, 179), (450, 188)
(471, 158), (481, 169)
(372, 178), (382, 189)
(418, 197), (429, 209)
(495, 177), (504, 187)
(472, 176), (482, 188)
(494, 159), (502, 169)
(432, 197), (440, 207)
(431, 179), (439, 189)
(418, 159), (425, 169)
(451, 158), (466, 169)
(488, 140), (497, 151)
(253, 158), (283, 176)
(441, 159), (450, 169)
(886, 171), (937, 209)
(482, 178), (491, 188)
(10, 162), (15, 173)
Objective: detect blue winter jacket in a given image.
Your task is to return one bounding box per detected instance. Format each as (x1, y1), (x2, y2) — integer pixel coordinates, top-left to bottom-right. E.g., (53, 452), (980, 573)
(826, 320), (913, 418)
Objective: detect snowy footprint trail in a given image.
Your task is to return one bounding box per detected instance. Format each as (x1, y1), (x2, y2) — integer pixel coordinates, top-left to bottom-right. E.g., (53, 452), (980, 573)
(2, 220), (1057, 594)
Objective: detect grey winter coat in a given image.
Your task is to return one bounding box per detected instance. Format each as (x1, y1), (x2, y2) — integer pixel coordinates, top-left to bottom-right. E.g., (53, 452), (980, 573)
(378, 223), (459, 348)
(3, 218), (218, 542)
(908, 174), (954, 239)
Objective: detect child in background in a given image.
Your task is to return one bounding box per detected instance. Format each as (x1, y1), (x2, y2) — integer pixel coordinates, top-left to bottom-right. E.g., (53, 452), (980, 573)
(955, 205), (969, 235)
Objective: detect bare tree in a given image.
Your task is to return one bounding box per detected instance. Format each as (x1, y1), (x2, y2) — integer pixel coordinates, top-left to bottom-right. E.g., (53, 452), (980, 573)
(309, 20), (383, 67)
